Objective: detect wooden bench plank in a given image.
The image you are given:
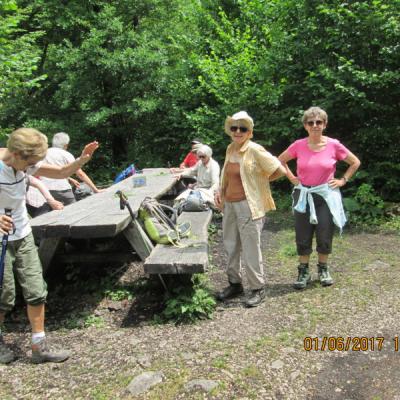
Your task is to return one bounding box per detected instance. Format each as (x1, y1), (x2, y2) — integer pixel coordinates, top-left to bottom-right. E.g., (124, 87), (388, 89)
(144, 210), (212, 274)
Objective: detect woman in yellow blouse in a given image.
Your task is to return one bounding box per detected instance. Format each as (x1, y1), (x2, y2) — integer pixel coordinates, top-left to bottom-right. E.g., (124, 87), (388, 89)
(215, 111), (286, 307)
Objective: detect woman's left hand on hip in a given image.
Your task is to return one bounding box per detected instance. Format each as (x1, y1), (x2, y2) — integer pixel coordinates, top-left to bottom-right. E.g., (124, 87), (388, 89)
(328, 178), (345, 189)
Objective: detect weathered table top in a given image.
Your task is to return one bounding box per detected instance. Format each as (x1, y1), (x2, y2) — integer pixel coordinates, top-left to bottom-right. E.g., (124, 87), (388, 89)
(31, 168), (176, 239)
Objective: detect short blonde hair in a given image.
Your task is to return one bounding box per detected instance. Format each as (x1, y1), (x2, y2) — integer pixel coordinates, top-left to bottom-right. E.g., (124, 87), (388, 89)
(7, 128), (48, 160)
(302, 106), (328, 125)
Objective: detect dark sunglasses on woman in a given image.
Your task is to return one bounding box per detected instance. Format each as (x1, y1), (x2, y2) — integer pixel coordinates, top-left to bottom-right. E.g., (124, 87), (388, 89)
(230, 126), (248, 133)
(306, 120), (324, 127)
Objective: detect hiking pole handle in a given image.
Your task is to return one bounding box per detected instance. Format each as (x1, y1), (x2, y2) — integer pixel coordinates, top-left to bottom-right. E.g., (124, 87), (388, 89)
(116, 191), (137, 220)
(0, 208), (12, 290)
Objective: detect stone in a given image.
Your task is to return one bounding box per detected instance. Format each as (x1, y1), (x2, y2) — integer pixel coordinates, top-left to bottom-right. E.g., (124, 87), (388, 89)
(363, 260), (390, 271)
(290, 370), (301, 381)
(271, 359), (284, 369)
(106, 300), (123, 311)
(126, 371), (164, 396)
(283, 347), (296, 353)
(181, 352), (195, 361)
(185, 379), (219, 392)
(128, 336), (141, 346)
(136, 354), (152, 368)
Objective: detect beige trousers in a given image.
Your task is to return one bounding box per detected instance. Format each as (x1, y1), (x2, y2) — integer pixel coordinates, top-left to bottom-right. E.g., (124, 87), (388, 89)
(222, 200), (265, 290)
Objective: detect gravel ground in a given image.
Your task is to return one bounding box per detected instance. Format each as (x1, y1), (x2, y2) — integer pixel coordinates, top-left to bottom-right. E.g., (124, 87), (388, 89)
(0, 211), (399, 400)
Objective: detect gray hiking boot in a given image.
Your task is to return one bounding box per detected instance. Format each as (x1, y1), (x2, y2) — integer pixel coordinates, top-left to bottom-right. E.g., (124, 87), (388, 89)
(318, 263), (333, 286)
(245, 288), (266, 308)
(31, 339), (71, 364)
(0, 335), (15, 365)
(293, 264), (311, 290)
(216, 282), (244, 301)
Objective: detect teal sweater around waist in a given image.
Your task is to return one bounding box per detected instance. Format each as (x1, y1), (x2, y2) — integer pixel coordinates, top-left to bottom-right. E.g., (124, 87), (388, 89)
(293, 183), (347, 232)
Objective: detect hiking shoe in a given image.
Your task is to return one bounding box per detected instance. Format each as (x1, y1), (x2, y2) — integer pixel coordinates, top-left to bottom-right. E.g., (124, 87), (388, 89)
(31, 339), (70, 364)
(245, 288), (266, 308)
(0, 335), (15, 364)
(318, 263), (333, 286)
(293, 264), (311, 290)
(216, 282), (244, 301)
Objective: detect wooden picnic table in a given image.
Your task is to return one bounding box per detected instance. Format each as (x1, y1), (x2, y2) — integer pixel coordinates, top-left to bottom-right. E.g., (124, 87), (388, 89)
(31, 168), (176, 270)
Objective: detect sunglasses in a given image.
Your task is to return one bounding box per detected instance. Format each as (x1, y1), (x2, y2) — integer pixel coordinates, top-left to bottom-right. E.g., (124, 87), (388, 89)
(306, 120), (324, 127)
(230, 126), (249, 133)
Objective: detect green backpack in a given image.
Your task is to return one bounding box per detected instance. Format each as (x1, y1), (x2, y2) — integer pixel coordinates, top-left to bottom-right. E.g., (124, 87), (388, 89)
(139, 197), (191, 245)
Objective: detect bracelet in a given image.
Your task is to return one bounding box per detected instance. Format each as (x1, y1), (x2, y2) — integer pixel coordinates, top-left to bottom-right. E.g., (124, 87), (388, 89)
(342, 176), (348, 183)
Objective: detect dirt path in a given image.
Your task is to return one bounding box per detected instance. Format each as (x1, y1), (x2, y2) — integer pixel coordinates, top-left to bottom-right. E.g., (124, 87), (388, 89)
(0, 212), (399, 399)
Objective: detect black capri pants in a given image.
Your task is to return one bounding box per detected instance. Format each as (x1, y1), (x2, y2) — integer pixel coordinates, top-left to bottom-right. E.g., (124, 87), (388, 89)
(292, 189), (335, 256)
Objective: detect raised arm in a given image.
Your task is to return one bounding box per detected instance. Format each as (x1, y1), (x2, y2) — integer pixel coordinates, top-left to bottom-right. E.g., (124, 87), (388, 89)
(35, 141), (99, 179)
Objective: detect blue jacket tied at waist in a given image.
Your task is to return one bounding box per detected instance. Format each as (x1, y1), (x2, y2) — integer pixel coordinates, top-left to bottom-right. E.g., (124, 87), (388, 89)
(293, 183), (347, 232)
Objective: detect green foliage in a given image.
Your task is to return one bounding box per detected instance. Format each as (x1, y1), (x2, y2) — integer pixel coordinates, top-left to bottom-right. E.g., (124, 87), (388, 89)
(279, 243), (297, 258)
(274, 190), (293, 212)
(381, 216), (400, 234)
(104, 287), (133, 301)
(162, 274), (216, 324)
(0, 0), (399, 200)
(84, 314), (105, 328)
(0, 0), (45, 138)
(207, 223), (218, 245)
(62, 311), (104, 329)
(62, 263), (137, 300)
(343, 183), (385, 226)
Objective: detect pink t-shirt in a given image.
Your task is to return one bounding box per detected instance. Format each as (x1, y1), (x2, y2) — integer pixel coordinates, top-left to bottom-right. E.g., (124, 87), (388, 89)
(287, 137), (349, 186)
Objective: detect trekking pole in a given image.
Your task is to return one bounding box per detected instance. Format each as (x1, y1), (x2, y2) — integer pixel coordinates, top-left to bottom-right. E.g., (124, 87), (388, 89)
(0, 209), (12, 290)
(116, 190), (137, 220)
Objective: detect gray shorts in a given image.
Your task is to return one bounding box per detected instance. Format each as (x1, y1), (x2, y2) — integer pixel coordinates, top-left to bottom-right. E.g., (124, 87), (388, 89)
(0, 233), (47, 312)
(292, 189), (335, 255)
(50, 189), (76, 206)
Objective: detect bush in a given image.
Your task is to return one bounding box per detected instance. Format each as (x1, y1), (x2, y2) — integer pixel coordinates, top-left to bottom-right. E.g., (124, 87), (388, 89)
(162, 274), (216, 324)
(343, 183), (385, 226)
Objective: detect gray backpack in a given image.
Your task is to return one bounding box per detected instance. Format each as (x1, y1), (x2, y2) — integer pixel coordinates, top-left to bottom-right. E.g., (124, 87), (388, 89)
(181, 190), (209, 212)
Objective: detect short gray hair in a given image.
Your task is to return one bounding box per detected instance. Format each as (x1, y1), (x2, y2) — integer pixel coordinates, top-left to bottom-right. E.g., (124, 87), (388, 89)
(52, 132), (70, 148)
(302, 107), (328, 125)
(197, 144), (212, 158)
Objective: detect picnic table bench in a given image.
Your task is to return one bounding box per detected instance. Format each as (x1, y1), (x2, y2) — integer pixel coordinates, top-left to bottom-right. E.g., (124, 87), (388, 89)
(144, 209), (213, 274)
(30, 168), (213, 275)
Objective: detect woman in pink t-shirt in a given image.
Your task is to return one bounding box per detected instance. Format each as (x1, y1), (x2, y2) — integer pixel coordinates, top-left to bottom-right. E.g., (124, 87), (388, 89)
(279, 106), (360, 290)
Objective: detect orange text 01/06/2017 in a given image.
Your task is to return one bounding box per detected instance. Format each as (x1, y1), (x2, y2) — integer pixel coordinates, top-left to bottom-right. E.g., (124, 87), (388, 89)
(302, 336), (400, 352)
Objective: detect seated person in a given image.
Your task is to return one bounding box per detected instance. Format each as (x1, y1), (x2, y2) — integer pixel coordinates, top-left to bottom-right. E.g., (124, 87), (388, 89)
(40, 132), (104, 205)
(26, 176), (64, 218)
(174, 145), (220, 208)
(170, 139), (202, 173)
